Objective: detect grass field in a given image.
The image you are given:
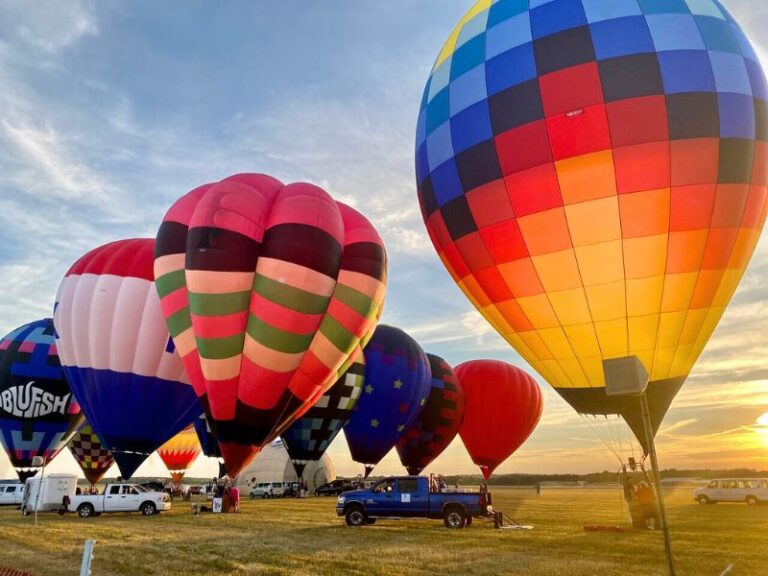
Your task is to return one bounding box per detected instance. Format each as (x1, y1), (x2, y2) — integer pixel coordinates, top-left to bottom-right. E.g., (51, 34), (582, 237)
(0, 485), (765, 576)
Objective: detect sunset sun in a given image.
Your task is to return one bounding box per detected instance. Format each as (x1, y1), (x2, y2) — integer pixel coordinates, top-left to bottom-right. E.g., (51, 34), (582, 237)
(757, 413), (768, 447)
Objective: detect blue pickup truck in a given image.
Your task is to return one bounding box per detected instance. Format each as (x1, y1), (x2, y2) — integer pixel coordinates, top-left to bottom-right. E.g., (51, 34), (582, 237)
(336, 476), (491, 528)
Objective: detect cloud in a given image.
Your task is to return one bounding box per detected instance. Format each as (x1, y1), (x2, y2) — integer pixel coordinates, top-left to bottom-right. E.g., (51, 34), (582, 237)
(1, 118), (115, 204)
(0, 0), (97, 53)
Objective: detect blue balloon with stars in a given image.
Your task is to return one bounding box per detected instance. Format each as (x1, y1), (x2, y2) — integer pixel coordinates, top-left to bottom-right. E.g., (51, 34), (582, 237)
(343, 325), (431, 477)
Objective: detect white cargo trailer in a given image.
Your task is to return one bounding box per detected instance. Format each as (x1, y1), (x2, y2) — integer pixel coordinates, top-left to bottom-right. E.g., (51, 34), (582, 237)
(21, 473), (77, 515)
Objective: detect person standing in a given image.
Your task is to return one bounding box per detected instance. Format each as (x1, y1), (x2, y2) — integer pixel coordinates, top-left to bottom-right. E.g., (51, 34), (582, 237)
(229, 483), (240, 512)
(635, 481), (656, 530)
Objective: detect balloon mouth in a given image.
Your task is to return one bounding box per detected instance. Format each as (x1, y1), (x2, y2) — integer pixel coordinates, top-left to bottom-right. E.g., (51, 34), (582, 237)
(218, 442), (260, 478)
(15, 468), (40, 482)
(479, 465), (495, 480)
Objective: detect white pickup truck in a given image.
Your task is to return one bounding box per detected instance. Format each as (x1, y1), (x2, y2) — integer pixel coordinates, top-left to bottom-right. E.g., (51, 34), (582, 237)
(68, 483), (171, 518)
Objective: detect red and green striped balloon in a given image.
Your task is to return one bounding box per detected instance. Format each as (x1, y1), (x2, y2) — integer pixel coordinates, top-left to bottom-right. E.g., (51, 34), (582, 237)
(154, 173), (387, 475)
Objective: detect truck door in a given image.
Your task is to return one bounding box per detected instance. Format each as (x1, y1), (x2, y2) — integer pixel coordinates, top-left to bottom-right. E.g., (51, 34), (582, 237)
(105, 484), (127, 511)
(370, 479), (398, 516)
(394, 478), (426, 517)
(125, 486), (144, 510)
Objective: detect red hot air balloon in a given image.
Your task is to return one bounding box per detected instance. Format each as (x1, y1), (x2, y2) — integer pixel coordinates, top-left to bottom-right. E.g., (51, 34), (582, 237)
(154, 173), (387, 476)
(455, 360), (542, 479)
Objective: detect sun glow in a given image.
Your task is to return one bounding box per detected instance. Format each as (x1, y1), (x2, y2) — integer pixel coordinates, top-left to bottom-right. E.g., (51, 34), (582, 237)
(757, 413), (768, 447)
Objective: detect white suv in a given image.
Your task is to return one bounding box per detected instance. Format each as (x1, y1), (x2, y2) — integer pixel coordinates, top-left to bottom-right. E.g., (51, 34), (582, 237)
(249, 483), (275, 498)
(0, 483), (24, 506)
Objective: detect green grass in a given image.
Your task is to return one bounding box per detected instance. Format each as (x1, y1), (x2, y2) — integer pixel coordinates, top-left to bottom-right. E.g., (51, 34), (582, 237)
(0, 485), (765, 575)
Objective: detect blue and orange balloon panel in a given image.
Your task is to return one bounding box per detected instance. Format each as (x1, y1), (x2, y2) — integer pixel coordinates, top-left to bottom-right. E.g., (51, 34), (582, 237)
(416, 0), (767, 438)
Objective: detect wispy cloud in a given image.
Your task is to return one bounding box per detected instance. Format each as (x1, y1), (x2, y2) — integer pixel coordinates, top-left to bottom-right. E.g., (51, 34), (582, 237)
(0, 0), (97, 54)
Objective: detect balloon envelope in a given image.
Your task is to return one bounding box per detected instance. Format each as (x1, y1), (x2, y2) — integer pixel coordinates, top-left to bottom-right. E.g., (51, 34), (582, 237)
(416, 0), (768, 445)
(455, 360), (542, 479)
(343, 325), (431, 475)
(68, 423), (114, 485)
(157, 424), (201, 483)
(282, 346), (365, 478)
(193, 413), (221, 459)
(0, 319), (83, 481)
(193, 413), (227, 479)
(154, 173), (387, 476)
(54, 239), (201, 479)
(396, 353), (465, 475)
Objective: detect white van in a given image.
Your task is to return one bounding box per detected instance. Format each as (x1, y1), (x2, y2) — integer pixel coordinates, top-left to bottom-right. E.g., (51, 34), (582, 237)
(21, 474), (78, 515)
(694, 479), (768, 505)
(249, 482), (288, 498)
(0, 482), (24, 506)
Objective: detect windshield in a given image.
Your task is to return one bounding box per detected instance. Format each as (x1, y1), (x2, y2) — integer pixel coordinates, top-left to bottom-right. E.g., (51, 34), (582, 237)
(134, 485), (148, 492)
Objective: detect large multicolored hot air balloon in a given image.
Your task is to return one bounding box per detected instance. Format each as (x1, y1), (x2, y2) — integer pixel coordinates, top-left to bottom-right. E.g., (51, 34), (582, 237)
(282, 346), (365, 478)
(157, 424), (201, 483)
(455, 360), (542, 479)
(416, 0), (768, 446)
(154, 173), (387, 476)
(0, 319), (83, 480)
(344, 325), (431, 477)
(54, 239), (201, 479)
(68, 423), (114, 486)
(396, 353), (465, 475)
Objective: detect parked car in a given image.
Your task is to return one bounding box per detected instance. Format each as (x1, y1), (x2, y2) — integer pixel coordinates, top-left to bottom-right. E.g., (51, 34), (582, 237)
(271, 482), (294, 498)
(0, 482), (24, 506)
(315, 479), (355, 496)
(68, 483), (171, 517)
(187, 485), (205, 495)
(694, 479), (768, 505)
(249, 482), (287, 498)
(336, 476), (492, 528)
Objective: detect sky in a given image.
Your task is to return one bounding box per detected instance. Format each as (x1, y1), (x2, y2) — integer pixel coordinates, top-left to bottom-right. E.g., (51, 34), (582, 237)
(0, 0), (767, 482)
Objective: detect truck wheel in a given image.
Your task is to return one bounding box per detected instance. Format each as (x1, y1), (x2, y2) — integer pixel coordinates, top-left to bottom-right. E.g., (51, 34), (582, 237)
(345, 506), (366, 527)
(746, 496), (759, 506)
(78, 503), (95, 518)
(140, 501), (157, 516)
(697, 495), (710, 505)
(443, 507), (466, 529)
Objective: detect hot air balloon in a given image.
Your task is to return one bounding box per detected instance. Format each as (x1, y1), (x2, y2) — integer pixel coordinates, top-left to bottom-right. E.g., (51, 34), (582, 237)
(415, 0), (767, 450)
(154, 173), (387, 476)
(454, 360), (542, 479)
(68, 423), (114, 486)
(54, 239), (202, 479)
(0, 319), (83, 481)
(193, 413), (226, 479)
(282, 346), (365, 478)
(157, 425), (201, 483)
(343, 325), (431, 477)
(396, 353), (465, 475)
